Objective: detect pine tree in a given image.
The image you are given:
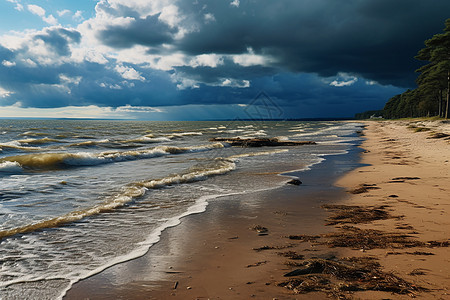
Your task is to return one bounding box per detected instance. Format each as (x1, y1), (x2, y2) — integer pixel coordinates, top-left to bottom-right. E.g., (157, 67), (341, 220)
(415, 19), (450, 118)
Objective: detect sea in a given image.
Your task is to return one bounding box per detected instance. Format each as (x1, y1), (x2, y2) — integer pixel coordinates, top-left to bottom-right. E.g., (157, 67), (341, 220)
(0, 119), (363, 299)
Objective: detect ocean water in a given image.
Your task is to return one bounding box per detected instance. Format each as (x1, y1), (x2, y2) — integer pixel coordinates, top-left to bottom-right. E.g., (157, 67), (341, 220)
(0, 120), (362, 299)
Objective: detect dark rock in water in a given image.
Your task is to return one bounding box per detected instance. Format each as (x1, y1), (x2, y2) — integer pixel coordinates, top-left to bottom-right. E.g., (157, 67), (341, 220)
(287, 179), (302, 185)
(210, 137), (316, 147)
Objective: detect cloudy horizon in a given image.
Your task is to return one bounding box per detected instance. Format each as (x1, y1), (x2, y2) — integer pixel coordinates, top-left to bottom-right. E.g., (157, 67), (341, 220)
(1, 0), (449, 120)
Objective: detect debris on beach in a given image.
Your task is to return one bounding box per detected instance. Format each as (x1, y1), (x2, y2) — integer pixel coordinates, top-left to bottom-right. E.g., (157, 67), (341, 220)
(386, 251), (435, 256)
(250, 225), (268, 234)
(277, 251), (304, 260)
(391, 176), (420, 181)
(286, 235), (320, 242)
(278, 257), (425, 298)
(347, 183), (380, 194)
(322, 226), (423, 250)
(209, 137), (316, 147)
(253, 244), (294, 252)
(321, 204), (396, 225)
(409, 269), (428, 276)
(427, 132), (450, 139)
(246, 261), (268, 268)
(407, 125), (431, 132)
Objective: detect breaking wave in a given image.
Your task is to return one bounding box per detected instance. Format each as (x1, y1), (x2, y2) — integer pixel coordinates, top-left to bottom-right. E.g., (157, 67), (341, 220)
(0, 143), (225, 171)
(0, 161), (23, 173)
(0, 157), (235, 240)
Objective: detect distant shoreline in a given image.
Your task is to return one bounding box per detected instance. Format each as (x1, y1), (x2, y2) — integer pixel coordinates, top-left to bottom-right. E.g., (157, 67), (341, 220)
(0, 117), (356, 121)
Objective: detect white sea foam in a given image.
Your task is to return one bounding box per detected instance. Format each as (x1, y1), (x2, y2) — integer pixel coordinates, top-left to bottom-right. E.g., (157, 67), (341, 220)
(167, 132), (203, 138)
(0, 161), (22, 173)
(0, 141), (42, 151)
(120, 136), (171, 144)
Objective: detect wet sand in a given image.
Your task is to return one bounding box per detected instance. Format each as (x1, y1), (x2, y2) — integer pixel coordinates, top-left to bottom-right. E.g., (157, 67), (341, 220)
(65, 120), (450, 299)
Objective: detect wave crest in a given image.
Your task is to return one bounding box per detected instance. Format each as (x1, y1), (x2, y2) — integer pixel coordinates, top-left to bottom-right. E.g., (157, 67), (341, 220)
(0, 143), (225, 171)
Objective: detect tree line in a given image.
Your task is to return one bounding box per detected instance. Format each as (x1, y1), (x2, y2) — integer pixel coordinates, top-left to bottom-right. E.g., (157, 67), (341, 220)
(356, 18), (450, 119)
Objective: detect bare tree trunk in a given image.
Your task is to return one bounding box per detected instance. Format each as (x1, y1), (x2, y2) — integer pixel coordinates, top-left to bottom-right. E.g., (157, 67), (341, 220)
(439, 90), (442, 117)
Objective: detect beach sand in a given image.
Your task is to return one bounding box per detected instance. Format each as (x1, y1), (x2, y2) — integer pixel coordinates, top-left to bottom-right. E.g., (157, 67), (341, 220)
(65, 120), (450, 299)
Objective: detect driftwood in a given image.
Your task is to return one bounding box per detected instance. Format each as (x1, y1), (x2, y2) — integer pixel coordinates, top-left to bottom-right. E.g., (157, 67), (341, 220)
(209, 137), (316, 147)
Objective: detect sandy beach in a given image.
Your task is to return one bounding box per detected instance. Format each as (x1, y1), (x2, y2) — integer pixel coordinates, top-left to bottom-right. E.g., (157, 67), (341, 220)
(65, 120), (450, 300)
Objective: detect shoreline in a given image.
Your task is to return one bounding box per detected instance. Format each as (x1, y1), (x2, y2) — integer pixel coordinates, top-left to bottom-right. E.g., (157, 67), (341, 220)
(64, 130), (364, 299)
(65, 119), (450, 299)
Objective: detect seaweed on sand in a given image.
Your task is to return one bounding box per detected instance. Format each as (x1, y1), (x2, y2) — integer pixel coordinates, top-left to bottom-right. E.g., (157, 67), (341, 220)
(322, 226), (423, 250)
(427, 132), (450, 139)
(277, 251), (304, 260)
(321, 205), (396, 225)
(253, 244), (294, 252)
(347, 184), (380, 194)
(278, 257), (425, 298)
(286, 234), (320, 242)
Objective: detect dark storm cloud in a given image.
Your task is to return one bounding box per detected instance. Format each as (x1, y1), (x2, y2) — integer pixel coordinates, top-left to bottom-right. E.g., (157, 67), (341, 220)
(34, 28), (81, 56)
(0, 0), (445, 117)
(175, 72), (403, 118)
(174, 57), (275, 84)
(85, 0), (450, 87)
(0, 58), (183, 109)
(0, 45), (14, 61)
(91, 0), (447, 88)
(168, 0), (450, 87)
(97, 13), (177, 48)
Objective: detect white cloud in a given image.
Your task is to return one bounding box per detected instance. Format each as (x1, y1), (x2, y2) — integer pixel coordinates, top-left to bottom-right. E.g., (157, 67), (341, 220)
(159, 5), (181, 28)
(57, 9), (71, 17)
(28, 4), (46, 17)
(100, 82), (122, 89)
(115, 104), (164, 113)
(365, 80), (378, 86)
(115, 64), (146, 81)
(71, 48), (109, 64)
(0, 27), (82, 69)
(204, 13), (215, 23)
(0, 87), (14, 98)
(73, 10), (84, 22)
(22, 58), (38, 67)
(190, 54), (224, 68)
(149, 53), (188, 71)
(230, 0), (240, 7)
(7, 0), (23, 11)
(60, 74), (82, 85)
(232, 48), (273, 67)
(174, 76), (200, 90)
(28, 4), (58, 25)
(329, 73), (358, 87)
(220, 78), (250, 88)
(43, 14), (58, 25)
(2, 60), (16, 67)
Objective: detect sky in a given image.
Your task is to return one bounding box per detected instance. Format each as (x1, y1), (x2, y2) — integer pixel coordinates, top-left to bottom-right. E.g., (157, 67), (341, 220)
(0, 0), (449, 120)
